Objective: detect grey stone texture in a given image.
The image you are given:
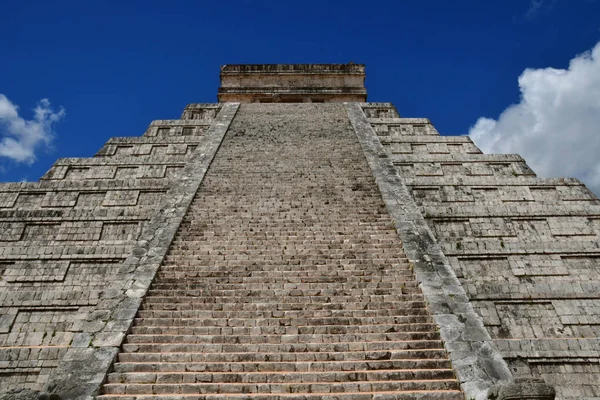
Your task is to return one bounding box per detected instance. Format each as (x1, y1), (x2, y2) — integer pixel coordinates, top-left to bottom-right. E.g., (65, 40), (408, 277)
(346, 102), (512, 400)
(488, 377), (555, 400)
(98, 103), (462, 399)
(356, 102), (600, 399)
(218, 64), (367, 103)
(0, 388), (61, 400)
(0, 103), (238, 398)
(0, 66), (598, 400)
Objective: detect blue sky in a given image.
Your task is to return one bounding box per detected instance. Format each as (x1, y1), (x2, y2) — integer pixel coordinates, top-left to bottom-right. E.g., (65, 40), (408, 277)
(1, 0), (599, 191)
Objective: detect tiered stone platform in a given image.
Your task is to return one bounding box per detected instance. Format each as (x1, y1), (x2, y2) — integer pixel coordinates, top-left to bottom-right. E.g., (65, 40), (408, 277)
(2, 64), (597, 400)
(98, 104), (462, 399)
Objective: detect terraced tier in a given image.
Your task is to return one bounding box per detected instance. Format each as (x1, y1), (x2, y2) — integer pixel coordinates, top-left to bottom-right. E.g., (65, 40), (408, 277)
(99, 104), (462, 399)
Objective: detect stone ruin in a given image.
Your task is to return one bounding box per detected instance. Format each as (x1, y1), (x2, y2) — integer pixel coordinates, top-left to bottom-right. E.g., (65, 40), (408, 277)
(0, 64), (598, 399)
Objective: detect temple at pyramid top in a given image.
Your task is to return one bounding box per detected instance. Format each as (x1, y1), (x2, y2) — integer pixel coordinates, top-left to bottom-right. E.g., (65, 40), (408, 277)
(217, 63), (367, 103)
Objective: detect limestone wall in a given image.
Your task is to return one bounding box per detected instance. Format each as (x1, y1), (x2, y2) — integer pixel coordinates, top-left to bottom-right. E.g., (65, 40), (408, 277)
(218, 64), (367, 103)
(98, 102), (464, 400)
(2, 98), (598, 399)
(361, 102), (600, 399)
(0, 104), (223, 393)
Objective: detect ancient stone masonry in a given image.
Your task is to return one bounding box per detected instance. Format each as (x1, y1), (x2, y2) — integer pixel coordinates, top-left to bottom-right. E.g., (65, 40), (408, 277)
(0, 64), (597, 400)
(218, 64), (367, 103)
(0, 102), (232, 395)
(359, 102), (600, 399)
(98, 103), (462, 400)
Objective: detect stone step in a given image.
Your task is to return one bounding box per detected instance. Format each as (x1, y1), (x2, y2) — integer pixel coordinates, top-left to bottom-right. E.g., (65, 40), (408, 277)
(167, 235), (402, 242)
(151, 276), (417, 285)
(97, 392), (464, 400)
(96, 390), (464, 400)
(166, 241), (402, 247)
(163, 252), (406, 259)
(169, 237), (400, 242)
(165, 247), (404, 252)
(121, 340), (444, 354)
(173, 225), (397, 229)
(135, 309), (433, 319)
(144, 289), (421, 297)
(107, 369), (456, 385)
(162, 256), (407, 262)
(157, 262), (412, 269)
(173, 221), (394, 226)
(156, 264), (412, 270)
(159, 259), (409, 265)
(153, 268), (414, 277)
(174, 219), (393, 223)
(124, 331), (441, 345)
(160, 263), (407, 270)
(138, 301), (429, 312)
(168, 233), (401, 239)
(112, 358), (453, 373)
(171, 223), (402, 229)
(140, 294), (424, 304)
(175, 207), (389, 212)
(177, 209), (389, 213)
(167, 239), (402, 245)
(101, 379), (461, 395)
(164, 248), (405, 254)
(131, 315), (434, 327)
(117, 349), (450, 364)
(169, 234), (401, 240)
(149, 281), (420, 290)
(145, 286), (421, 294)
(164, 251), (406, 258)
(149, 275), (415, 284)
(129, 323), (438, 336)
(172, 217), (394, 222)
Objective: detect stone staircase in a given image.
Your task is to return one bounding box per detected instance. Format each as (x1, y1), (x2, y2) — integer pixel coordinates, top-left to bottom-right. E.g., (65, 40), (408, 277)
(98, 104), (463, 399)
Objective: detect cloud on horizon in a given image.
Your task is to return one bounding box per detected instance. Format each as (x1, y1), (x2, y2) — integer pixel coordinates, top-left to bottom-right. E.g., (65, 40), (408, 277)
(0, 94), (65, 165)
(469, 41), (600, 196)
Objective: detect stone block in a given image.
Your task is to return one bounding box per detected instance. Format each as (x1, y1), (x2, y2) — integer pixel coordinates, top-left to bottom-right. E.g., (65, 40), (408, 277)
(487, 378), (555, 400)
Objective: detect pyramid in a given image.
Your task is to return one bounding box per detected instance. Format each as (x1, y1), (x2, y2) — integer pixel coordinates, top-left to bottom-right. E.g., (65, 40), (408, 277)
(1, 64), (598, 400)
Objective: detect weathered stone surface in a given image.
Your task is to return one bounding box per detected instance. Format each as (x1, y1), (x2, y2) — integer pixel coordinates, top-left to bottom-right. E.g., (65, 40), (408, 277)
(0, 103), (237, 397)
(218, 63), (367, 103)
(2, 64), (600, 400)
(346, 102), (512, 400)
(358, 102), (600, 399)
(488, 378), (556, 400)
(0, 389), (60, 400)
(97, 103), (462, 399)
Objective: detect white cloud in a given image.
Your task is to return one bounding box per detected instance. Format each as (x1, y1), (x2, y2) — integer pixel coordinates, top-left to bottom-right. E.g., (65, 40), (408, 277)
(469, 41), (600, 196)
(0, 95), (65, 164)
(514, 0), (557, 22)
(525, 0), (545, 19)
